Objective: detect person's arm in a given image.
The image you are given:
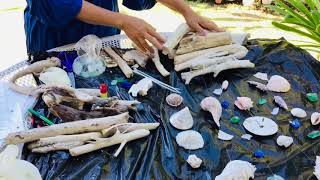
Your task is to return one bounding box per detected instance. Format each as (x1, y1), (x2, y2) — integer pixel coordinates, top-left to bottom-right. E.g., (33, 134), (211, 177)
(77, 1), (164, 54)
(157, 0), (224, 34)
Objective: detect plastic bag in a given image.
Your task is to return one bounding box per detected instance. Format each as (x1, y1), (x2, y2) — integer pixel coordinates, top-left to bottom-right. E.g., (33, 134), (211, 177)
(73, 35), (106, 78)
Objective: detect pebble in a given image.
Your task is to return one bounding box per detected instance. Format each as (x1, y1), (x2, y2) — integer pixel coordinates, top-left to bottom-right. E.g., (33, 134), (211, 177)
(307, 93), (318, 102)
(290, 119), (301, 129)
(230, 116), (241, 124)
(221, 101), (229, 109)
(258, 98), (267, 105)
(254, 150), (265, 158)
(307, 131), (320, 139)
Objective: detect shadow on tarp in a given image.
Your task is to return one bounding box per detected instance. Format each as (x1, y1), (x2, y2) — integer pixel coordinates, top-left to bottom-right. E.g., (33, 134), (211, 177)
(23, 39), (320, 180)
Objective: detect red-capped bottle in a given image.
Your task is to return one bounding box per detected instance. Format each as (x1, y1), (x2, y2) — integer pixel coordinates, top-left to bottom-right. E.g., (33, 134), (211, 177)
(100, 83), (108, 98)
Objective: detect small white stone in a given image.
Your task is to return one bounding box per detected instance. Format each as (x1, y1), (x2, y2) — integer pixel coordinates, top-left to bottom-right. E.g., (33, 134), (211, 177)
(271, 107), (280, 115)
(213, 88), (223, 96)
(276, 135), (293, 148)
(221, 80), (229, 90)
(218, 130), (234, 141)
(241, 134), (252, 140)
(291, 108), (307, 118)
(253, 72), (268, 81)
(187, 154), (202, 168)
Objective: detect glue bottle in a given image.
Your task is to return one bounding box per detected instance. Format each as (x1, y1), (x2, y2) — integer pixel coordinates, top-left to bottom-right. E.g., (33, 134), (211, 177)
(100, 83), (108, 98)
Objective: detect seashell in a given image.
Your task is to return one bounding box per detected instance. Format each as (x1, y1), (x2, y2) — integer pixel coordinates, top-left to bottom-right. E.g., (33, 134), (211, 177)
(222, 80), (229, 90)
(176, 130), (204, 150)
(276, 135), (293, 148)
(243, 116), (278, 136)
(271, 107), (280, 115)
(39, 67), (71, 86)
(311, 112), (320, 125)
(215, 160), (256, 180)
(241, 134), (252, 140)
(266, 75), (291, 92)
(247, 81), (268, 91)
(213, 88), (223, 96)
(267, 175), (285, 180)
(253, 72), (268, 81)
(186, 154), (202, 168)
(291, 108), (307, 118)
(314, 156), (320, 180)
(201, 97), (222, 127)
(169, 107), (193, 130)
(218, 130), (234, 141)
(234, 97), (253, 110)
(274, 96), (288, 110)
(166, 93), (183, 107)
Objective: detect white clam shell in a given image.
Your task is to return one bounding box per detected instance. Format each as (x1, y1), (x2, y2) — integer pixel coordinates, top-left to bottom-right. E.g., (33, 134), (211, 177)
(176, 130), (204, 150)
(222, 80), (229, 90)
(213, 88), (223, 95)
(169, 107), (193, 130)
(243, 116), (278, 136)
(186, 154), (202, 168)
(266, 75), (291, 92)
(253, 72), (268, 81)
(311, 112), (320, 125)
(215, 160), (256, 180)
(166, 93), (183, 107)
(218, 130), (234, 141)
(276, 135), (293, 148)
(291, 108), (307, 118)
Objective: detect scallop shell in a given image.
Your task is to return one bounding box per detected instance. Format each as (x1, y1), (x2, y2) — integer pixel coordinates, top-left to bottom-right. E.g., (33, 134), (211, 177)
(274, 96), (288, 110)
(291, 108), (307, 118)
(176, 130), (204, 150)
(187, 154), (202, 168)
(215, 160), (256, 180)
(222, 80), (229, 90)
(166, 93), (183, 107)
(234, 97), (253, 110)
(276, 135), (293, 148)
(311, 112), (320, 125)
(169, 107), (193, 130)
(218, 130), (234, 141)
(253, 72), (268, 81)
(266, 75), (291, 92)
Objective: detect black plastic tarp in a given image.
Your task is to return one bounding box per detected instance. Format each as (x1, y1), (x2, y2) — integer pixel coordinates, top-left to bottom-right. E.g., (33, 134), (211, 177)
(23, 39), (320, 180)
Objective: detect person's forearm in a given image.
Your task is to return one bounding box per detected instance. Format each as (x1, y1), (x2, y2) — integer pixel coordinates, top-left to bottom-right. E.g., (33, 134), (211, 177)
(77, 0), (127, 29)
(157, 0), (194, 16)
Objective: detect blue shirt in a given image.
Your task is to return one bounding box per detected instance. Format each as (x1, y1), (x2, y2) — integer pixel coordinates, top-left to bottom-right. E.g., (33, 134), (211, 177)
(25, 0), (156, 53)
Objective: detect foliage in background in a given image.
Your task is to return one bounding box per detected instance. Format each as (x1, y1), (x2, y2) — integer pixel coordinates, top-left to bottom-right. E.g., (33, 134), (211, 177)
(270, 0), (320, 53)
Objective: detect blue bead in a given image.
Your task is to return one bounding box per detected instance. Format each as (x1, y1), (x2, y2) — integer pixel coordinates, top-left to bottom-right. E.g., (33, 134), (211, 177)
(290, 119), (301, 129)
(120, 81), (133, 90)
(221, 101), (229, 109)
(254, 150), (265, 158)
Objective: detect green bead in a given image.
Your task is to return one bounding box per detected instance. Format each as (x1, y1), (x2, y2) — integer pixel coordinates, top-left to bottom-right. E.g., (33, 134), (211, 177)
(258, 98), (267, 105)
(307, 131), (320, 139)
(230, 116), (241, 124)
(307, 93), (318, 102)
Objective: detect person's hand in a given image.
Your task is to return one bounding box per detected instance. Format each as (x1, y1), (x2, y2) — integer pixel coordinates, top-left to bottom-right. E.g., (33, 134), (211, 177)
(183, 11), (225, 35)
(119, 15), (165, 54)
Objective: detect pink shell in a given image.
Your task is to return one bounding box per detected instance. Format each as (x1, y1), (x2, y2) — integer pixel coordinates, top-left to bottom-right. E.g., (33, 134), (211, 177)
(266, 75), (291, 92)
(166, 93), (183, 107)
(311, 112), (320, 125)
(234, 97), (253, 110)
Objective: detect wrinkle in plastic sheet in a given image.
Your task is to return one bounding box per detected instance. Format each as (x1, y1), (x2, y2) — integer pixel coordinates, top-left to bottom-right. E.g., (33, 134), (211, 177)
(23, 39), (320, 180)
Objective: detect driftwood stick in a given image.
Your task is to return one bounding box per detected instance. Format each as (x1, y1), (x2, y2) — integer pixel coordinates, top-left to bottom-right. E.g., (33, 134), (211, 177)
(31, 141), (84, 153)
(5, 113), (129, 144)
(101, 122), (160, 137)
(123, 50), (149, 68)
(176, 32), (232, 55)
(104, 47), (133, 78)
(69, 129), (150, 156)
(162, 23), (191, 56)
(152, 47), (170, 76)
(28, 132), (102, 149)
